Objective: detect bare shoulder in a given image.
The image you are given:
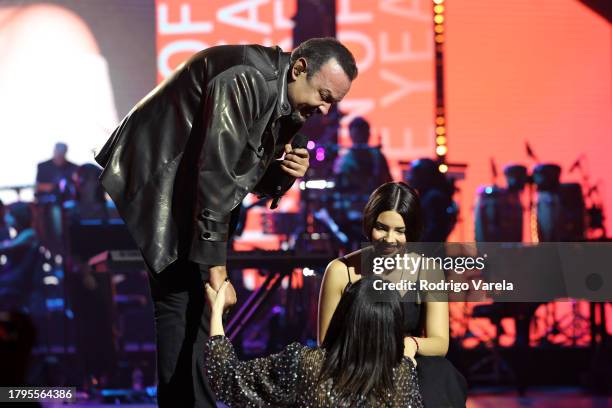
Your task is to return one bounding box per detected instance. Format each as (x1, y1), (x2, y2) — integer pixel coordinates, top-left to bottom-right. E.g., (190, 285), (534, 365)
(323, 258), (350, 288)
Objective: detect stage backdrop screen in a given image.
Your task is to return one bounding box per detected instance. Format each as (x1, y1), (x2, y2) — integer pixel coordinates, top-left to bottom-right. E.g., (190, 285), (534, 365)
(0, 0), (156, 202)
(155, 0), (435, 248)
(445, 0), (612, 240)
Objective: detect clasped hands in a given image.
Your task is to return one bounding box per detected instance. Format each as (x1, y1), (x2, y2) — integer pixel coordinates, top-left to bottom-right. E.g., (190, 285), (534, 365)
(206, 266), (237, 313)
(204, 145), (308, 311)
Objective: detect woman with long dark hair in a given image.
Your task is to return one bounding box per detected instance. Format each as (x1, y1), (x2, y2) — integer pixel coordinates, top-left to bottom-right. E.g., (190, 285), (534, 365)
(318, 181), (468, 407)
(203, 276), (423, 407)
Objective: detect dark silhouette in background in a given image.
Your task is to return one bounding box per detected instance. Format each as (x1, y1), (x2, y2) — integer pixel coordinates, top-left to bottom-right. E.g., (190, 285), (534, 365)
(330, 117), (392, 249)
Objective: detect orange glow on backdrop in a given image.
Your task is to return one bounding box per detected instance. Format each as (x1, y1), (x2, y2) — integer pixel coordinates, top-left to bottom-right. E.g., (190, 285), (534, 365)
(444, 0), (612, 241)
(335, 0), (435, 167)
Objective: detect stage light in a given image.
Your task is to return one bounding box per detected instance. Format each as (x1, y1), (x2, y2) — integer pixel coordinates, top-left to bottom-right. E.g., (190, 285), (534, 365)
(0, 255), (6, 265)
(44, 275), (60, 285)
(306, 140), (315, 150)
(433, 0), (448, 159)
(305, 180), (329, 189)
(302, 268), (315, 277)
(439, 163), (449, 173)
(54, 254), (63, 264)
(315, 147), (325, 161)
(42, 263), (52, 272)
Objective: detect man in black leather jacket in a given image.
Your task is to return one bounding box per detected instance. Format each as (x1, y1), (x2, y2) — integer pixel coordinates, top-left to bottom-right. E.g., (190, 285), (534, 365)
(95, 38), (357, 407)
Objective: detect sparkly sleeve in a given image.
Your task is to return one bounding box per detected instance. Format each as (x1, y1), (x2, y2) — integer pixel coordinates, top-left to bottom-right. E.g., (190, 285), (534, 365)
(395, 357), (425, 407)
(203, 335), (302, 407)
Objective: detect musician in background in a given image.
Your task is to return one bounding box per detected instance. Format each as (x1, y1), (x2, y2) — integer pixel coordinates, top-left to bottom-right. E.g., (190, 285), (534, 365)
(334, 117), (392, 195)
(35, 142), (78, 201)
(0, 200), (10, 241)
(330, 117), (392, 249)
(34, 142), (78, 254)
(66, 163), (109, 222)
(0, 202), (40, 312)
(406, 158), (457, 242)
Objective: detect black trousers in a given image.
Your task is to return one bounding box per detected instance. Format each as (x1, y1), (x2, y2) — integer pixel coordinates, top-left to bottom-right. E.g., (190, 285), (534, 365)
(147, 259), (217, 408)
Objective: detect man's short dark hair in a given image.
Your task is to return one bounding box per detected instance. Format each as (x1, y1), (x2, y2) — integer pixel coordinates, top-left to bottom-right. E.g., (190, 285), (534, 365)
(290, 37), (358, 81)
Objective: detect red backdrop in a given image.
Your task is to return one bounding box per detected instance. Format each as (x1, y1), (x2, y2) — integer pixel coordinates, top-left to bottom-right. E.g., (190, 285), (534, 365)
(444, 0), (612, 241)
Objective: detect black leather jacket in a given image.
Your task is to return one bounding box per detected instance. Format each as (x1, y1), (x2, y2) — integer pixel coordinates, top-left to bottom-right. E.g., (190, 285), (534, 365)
(95, 45), (300, 273)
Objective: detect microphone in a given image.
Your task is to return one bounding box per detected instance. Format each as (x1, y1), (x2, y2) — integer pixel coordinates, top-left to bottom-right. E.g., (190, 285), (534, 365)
(269, 133), (309, 209)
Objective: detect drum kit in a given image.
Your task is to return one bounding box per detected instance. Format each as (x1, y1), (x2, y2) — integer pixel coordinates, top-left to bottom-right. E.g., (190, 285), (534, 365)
(475, 151), (605, 243)
(466, 146), (607, 384)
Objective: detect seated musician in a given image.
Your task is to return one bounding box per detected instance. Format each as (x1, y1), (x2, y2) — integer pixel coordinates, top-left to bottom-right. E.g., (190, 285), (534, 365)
(0, 202), (39, 312)
(330, 117), (392, 250)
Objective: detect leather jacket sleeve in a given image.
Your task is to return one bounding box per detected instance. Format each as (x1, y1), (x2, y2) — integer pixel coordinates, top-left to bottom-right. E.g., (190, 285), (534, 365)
(188, 67), (270, 267)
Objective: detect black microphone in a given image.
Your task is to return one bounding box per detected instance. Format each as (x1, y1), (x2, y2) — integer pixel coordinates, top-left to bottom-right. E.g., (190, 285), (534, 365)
(269, 133), (309, 209)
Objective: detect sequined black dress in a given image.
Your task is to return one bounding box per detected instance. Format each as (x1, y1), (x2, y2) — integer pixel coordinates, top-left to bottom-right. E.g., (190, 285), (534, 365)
(204, 335), (424, 407)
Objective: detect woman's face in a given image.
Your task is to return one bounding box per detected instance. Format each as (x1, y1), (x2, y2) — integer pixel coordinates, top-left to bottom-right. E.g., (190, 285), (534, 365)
(371, 211), (407, 254)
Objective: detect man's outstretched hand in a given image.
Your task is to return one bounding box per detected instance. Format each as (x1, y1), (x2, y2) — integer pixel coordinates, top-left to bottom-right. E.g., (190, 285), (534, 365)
(208, 265), (237, 310)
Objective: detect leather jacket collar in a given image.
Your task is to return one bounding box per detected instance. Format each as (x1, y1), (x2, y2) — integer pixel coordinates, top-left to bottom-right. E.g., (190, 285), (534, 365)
(275, 52), (292, 120)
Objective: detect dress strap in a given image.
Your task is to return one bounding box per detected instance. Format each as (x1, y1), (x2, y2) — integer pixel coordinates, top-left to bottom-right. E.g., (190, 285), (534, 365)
(415, 254), (423, 303)
(340, 256), (352, 293)
(344, 258), (352, 284)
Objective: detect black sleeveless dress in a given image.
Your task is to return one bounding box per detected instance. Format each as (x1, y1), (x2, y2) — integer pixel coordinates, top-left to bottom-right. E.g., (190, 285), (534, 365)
(342, 259), (468, 407)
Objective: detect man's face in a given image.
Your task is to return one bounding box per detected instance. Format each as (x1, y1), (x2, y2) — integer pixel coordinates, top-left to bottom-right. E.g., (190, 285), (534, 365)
(53, 144), (67, 163)
(287, 58), (352, 124)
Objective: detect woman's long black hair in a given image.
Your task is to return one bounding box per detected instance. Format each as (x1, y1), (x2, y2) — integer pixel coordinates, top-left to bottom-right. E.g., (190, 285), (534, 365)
(362, 181), (423, 242)
(319, 276), (404, 404)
